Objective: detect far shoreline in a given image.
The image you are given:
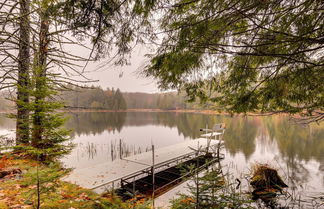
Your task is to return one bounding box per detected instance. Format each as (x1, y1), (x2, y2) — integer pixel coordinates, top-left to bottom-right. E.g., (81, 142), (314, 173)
(0, 108), (287, 117)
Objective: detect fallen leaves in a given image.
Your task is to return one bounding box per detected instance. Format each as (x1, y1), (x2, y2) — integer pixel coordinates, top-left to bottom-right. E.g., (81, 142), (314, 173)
(180, 197), (195, 205)
(76, 192), (91, 201)
(0, 156), (9, 170)
(0, 155), (150, 209)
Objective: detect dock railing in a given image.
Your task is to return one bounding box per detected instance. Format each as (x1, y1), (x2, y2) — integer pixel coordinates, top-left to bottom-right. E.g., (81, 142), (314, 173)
(200, 123), (225, 158)
(91, 142), (223, 192)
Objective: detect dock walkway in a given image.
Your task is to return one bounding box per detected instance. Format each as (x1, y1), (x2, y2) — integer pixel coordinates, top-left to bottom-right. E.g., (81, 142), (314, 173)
(63, 137), (221, 192)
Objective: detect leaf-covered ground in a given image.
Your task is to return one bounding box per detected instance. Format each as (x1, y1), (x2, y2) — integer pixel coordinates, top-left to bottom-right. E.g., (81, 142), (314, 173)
(0, 153), (149, 209)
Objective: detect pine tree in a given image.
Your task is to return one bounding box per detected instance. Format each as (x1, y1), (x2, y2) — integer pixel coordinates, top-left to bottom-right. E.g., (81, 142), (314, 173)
(171, 164), (253, 209)
(113, 89), (127, 110)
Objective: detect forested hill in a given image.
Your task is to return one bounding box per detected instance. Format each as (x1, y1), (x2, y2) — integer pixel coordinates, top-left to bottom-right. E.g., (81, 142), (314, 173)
(60, 86), (127, 110)
(60, 88), (203, 110)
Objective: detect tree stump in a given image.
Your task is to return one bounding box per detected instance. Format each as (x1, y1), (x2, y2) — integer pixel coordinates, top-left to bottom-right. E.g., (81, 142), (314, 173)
(250, 164), (288, 200)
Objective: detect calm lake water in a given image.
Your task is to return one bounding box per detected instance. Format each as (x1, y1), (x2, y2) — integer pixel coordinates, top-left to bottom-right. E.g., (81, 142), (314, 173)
(0, 112), (324, 208)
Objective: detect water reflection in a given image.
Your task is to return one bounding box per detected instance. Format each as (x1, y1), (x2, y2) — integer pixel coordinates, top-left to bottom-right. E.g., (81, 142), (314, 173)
(65, 112), (126, 136)
(1, 112), (323, 166)
(63, 112), (323, 162)
(264, 117), (324, 194)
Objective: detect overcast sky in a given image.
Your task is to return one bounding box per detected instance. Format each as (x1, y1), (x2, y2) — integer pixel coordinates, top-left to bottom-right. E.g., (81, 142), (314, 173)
(79, 45), (159, 93)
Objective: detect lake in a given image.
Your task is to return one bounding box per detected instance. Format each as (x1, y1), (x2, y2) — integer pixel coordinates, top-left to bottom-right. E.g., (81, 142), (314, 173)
(0, 112), (323, 208)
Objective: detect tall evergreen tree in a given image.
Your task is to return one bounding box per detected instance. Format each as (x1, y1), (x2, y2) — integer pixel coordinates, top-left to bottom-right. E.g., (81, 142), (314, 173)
(0, 0), (31, 144)
(113, 88), (127, 110)
(31, 0), (50, 147)
(16, 0), (31, 144)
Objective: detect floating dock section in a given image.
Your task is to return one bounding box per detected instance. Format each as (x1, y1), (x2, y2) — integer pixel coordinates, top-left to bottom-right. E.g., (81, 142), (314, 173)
(63, 137), (223, 194)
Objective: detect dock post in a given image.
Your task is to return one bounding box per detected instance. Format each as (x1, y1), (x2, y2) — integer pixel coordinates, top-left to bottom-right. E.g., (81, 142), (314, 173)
(196, 142), (200, 209)
(152, 144), (155, 209)
(111, 140), (114, 160)
(206, 124), (211, 154)
(133, 177), (136, 197)
(119, 139), (122, 159)
(216, 126), (224, 159)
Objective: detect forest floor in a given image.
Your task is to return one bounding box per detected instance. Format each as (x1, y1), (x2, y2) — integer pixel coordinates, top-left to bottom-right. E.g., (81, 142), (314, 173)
(0, 152), (149, 209)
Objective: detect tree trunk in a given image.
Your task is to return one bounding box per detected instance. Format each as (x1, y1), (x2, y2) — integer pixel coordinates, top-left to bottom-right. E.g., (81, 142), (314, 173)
(31, 9), (49, 147)
(16, 0), (31, 144)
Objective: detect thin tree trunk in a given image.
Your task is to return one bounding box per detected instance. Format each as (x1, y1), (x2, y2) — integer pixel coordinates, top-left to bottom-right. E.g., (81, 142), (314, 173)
(32, 9), (49, 147)
(16, 0), (31, 144)
(36, 163), (40, 209)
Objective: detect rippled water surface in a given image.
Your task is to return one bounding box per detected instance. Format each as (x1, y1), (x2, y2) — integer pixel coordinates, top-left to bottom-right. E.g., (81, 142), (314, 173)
(1, 112), (323, 208)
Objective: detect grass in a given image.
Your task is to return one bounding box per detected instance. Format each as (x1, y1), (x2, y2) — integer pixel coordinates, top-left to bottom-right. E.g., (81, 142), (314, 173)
(0, 153), (150, 209)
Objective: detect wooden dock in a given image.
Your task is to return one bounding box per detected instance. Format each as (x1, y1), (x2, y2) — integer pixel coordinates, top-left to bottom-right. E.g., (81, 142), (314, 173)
(63, 137), (223, 193)
(116, 153), (219, 200)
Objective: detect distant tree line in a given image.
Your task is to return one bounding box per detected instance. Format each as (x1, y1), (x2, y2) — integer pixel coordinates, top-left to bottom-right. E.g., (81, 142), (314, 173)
(123, 92), (209, 110)
(0, 88), (215, 111)
(60, 87), (207, 111)
(60, 86), (127, 110)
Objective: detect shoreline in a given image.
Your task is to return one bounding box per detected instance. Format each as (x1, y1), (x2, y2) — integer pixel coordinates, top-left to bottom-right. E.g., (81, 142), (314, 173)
(0, 108), (288, 117)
